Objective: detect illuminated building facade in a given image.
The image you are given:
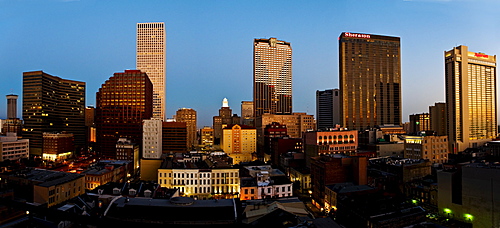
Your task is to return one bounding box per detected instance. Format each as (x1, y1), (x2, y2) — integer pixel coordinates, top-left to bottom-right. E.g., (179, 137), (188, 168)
(22, 71), (85, 156)
(404, 135), (449, 164)
(445, 46), (497, 153)
(42, 132), (74, 161)
(175, 108), (197, 150)
(137, 22), (166, 120)
(339, 32), (401, 130)
(200, 126), (214, 147)
(303, 130), (358, 167)
(222, 124), (256, 165)
(96, 70), (153, 159)
(253, 38), (292, 118)
(157, 154), (239, 199)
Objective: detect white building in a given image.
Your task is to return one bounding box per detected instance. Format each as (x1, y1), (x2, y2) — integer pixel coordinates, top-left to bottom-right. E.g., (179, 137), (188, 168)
(0, 133), (29, 162)
(143, 118), (163, 159)
(137, 22), (166, 120)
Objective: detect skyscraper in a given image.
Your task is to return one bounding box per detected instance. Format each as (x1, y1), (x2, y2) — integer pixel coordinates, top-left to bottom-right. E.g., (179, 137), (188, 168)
(175, 108), (197, 150)
(445, 45), (497, 153)
(339, 32), (401, 130)
(22, 71), (85, 155)
(316, 89), (340, 130)
(253, 38), (292, 118)
(137, 22), (166, 120)
(95, 70), (153, 159)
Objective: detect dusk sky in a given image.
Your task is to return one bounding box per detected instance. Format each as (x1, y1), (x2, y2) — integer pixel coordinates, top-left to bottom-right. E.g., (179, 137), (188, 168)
(1, 0), (499, 127)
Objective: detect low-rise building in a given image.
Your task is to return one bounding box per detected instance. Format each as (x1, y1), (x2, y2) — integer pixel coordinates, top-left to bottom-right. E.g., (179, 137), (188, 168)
(0, 168), (85, 207)
(405, 135), (449, 164)
(0, 133), (29, 162)
(239, 165), (293, 200)
(303, 130), (358, 167)
(42, 132), (74, 161)
(157, 153), (239, 199)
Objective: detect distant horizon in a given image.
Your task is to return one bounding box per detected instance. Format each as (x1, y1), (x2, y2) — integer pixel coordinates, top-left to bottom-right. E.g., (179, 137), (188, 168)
(1, 0), (499, 128)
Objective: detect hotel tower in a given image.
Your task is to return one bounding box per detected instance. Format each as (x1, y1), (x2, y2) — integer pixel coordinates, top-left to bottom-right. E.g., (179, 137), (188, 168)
(339, 32), (401, 130)
(253, 38), (292, 118)
(445, 45), (497, 153)
(136, 22), (166, 120)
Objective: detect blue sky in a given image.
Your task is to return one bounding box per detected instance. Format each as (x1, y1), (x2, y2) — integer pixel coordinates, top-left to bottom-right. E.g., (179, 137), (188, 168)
(1, 0), (499, 127)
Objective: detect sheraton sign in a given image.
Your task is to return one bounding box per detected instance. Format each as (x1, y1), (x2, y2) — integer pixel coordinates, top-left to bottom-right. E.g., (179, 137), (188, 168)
(344, 32), (371, 39)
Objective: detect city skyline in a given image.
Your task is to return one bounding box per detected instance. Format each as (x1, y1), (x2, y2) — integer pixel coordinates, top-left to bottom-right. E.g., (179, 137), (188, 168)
(1, 0), (499, 127)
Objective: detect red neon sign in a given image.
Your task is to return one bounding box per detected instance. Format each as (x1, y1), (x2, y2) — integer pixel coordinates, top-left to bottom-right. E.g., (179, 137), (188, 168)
(344, 32), (371, 39)
(474, 53), (489, 58)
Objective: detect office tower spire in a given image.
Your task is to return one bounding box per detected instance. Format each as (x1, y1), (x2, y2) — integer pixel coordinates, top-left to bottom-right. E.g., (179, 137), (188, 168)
(445, 45), (497, 153)
(137, 22), (166, 120)
(253, 37), (292, 118)
(339, 32), (401, 130)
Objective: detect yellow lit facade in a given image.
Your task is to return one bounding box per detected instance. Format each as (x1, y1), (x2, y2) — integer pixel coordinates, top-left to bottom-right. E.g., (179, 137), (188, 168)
(445, 46), (497, 153)
(222, 124), (256, 165)
(157, 168), (239, 199)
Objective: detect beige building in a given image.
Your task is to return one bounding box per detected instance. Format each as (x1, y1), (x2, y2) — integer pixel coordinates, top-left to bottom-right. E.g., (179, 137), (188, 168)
(175, 108), (197, 150)
(254, 38), (292, 117)
(0, 133), (29, 162)
(143, 118), (163, 159)
(137, 22), (166, 120)
(445, 46), (497, 153)
(404, 136), (449, 164)
(222, 124), (256, 164)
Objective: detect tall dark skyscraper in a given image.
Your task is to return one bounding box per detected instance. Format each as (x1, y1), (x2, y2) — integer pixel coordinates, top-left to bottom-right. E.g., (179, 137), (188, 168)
(316, 89), (340, 130)
(96, 70), (153, 159)
(253, 38), (292, 118)
(22, 71), (85, 155)
(445, 45), (496, 153)
(339, 32), (401, 130)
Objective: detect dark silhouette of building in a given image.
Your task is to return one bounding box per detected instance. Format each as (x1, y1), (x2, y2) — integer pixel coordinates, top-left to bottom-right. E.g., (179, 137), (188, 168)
(95, 70), (152, 159)
(316, 89), (340, 130)
(339, 32), (401, 130)
(162, 121), (188, 153)
(22, 71), (85, 156)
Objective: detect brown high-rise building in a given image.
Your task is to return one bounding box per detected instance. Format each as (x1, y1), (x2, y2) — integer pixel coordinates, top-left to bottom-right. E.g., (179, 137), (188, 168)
(22, 71), (85, 155)
(429, 102), (446, 136)
(213, 98), (239, 144)
(339, 32), (401, 130)
(162, 121), (188, 153)
(175, 108), (197, 150)
(95, 70), (153, 159)
(253, 38), (292, 118)
(445, 46), (497, 153)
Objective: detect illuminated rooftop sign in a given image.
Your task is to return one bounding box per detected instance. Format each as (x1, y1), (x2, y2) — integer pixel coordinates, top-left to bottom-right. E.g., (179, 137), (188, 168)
(474, 53), (489, 58)
(344, 32), (371, 39)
